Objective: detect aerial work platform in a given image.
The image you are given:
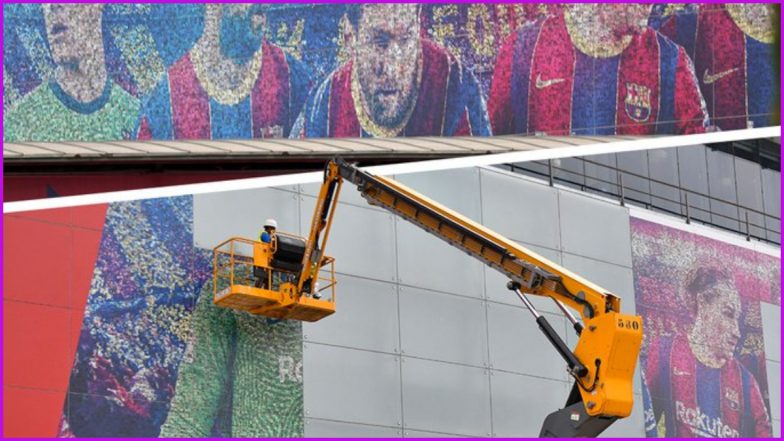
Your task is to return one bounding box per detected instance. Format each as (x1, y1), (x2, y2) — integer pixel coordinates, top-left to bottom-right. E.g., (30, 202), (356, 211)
(213, 236), (336, 322)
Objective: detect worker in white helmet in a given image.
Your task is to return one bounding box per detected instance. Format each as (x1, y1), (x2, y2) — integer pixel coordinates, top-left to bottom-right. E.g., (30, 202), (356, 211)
(254, 218), (278, 289)
(259, 218), (277, 244)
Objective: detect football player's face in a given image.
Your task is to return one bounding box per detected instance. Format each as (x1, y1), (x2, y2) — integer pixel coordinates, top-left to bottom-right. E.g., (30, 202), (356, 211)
(44, 4), (104, 70)
(355, 4), (420, 127)
(695, 282), (742, 361)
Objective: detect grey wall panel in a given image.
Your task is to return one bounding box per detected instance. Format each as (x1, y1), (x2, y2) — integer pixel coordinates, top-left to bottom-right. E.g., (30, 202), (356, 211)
(303, 274), (399, 354)
(399, 286), (488, 367)
(484, 243), (562, 314)
(706, 149), (740, 231)
(303, 344), (402, 427)
(305, 418), (403, 438)
(401, 357), (491, 436)
(403, 429), (466, 437)
(194, 187), (301, 249)
(305, 418), (401, 437)
(561, 253), (636, 313)
(775, 419), (781, 438)
(734, 157), (765, 239)
(300, 181), (385, 213)
(479, 169), (561, 250)
(397, 219), (485, 298)
(490, 372), (569, 437)
(487, 303), (568, 381)
(767, 360), (780, 424)
(300, 195), (397, 282)
(761, 168), (781, 242)
(601, 393), (645, 438)
(648, 148), (683, 215)
(677, 145), (711, 224)
(558, 190), (632, 267)
(394, 168), (482, 222)
(761, 302), (780, 362)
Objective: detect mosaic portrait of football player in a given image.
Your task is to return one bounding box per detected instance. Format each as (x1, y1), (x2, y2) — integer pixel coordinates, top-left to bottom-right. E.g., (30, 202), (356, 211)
(658, 4), (780, 130)
(292, 3), (491, 138)
(136, 4), (311, 140)
(4, 4), (140, 142)
(632, 219), (777, 438)
(488, 4), (710, 136)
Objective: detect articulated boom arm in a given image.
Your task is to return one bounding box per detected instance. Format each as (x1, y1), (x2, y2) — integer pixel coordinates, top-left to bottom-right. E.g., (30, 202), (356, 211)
(332, 158), (643, 437)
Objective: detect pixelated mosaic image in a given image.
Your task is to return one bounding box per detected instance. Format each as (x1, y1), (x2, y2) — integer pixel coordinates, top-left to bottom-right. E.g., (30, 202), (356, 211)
(3, 3), (779, 142)
(631, 218), (779, 438)
(61, 197), (303, 437)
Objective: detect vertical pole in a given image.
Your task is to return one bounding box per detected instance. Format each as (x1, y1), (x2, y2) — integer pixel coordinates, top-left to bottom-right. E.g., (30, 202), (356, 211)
(548, 160), (554, 187)
(619, 173), (626, 207)
(745, 211), (751, 241)
(684, 193), (691, 224)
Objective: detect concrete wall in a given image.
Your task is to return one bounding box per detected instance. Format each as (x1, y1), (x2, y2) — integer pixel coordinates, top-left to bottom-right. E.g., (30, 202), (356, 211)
(194, 166), (644, 437)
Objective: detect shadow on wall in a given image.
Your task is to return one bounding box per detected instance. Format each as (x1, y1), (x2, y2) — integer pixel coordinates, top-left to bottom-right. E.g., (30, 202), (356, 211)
(61, 196), (304, 437)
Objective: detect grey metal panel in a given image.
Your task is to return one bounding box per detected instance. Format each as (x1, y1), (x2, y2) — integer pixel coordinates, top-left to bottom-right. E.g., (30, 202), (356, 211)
(558, 190), (632, 268)
(734, 157), (765, 239)
(300, 195), (397, 282)
(396, 219), (485, 298)
(487, 302), (568, 381)
(399, 286), (488, 367)
(767, 360), (780, 422)
(303, 343), (402, 427)
(761, 302), (780, 362)
(303, 274), (399, 354)
(300, 181), (385, 212)
(560, 253), (636, 314)
(490, 371), (569, 437)
(394, 167), (482, 222)
(584, 153), (619, 196)
(761, 168), (781, 243)
(617, 151), (652, 206)
(194, 187), (300, 249)
(648, 147), (683, 215)
(401, 357), (492, 436)
(706, 148), (740, 231)
(403, 429), (466, 437)
(304, 418), (402, 437)
(484, 243), (562, 314)
(601, 393), (645, 438)
(677, 145), (711, 224)
(479, 169), (561, 250)
(774, 419), (781, 438)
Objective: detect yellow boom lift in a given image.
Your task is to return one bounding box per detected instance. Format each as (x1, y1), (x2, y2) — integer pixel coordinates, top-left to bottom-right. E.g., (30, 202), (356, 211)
(213, 157), (643, 437)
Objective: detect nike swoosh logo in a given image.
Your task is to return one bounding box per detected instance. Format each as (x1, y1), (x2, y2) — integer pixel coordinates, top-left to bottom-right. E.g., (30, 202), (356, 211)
(536, 73), (566, 89)
(703, 68), (738, 84)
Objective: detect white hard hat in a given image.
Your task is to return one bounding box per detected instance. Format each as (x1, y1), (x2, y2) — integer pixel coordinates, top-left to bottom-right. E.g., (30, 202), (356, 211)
(264, 218), (278, 229)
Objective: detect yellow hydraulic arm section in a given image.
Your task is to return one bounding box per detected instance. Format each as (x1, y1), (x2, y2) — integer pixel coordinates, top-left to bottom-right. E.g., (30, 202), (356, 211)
(330, 158), (643, 437)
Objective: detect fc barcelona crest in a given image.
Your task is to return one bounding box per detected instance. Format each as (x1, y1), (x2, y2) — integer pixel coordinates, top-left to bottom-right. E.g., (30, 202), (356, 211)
(724, 388), (741, 411)
(624, 83), (652, 122)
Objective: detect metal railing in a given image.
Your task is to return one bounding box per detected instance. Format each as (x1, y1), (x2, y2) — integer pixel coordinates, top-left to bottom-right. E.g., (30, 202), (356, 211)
(501, 158), (781, 245)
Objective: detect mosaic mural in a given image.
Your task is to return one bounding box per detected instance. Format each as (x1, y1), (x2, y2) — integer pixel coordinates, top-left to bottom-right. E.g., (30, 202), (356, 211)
(631, 218), (780, 438)
(3, 3), (779, 141)
(61, 197), (303, 437)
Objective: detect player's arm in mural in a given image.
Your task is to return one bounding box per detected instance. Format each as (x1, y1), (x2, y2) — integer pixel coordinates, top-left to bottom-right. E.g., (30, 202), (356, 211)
(158, 282), (237, 437)
(487, 4), (709, 136)
(135, 4), (311, 141)
(3, 4), (140, 142)
(658, 4), (779, 131)
(291, 3), (490, 139)
(161, 277), (304, 437)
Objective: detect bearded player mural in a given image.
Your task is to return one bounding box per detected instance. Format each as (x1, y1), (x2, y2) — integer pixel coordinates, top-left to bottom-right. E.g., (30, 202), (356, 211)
(3, 3), (779, 143)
